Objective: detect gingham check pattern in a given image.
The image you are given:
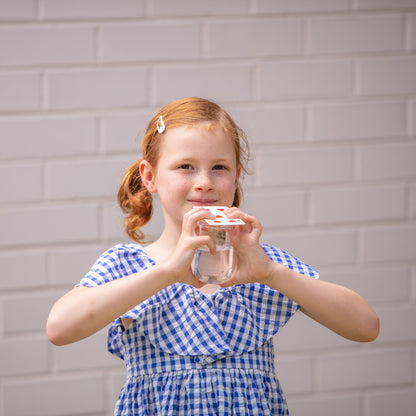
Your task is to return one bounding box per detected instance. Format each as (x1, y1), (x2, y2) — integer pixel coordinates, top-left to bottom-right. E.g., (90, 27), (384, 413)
(80, 243), (319, 415)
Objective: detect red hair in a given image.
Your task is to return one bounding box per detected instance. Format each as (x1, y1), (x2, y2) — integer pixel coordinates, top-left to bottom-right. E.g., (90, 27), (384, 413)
(118, 97), (250, 243)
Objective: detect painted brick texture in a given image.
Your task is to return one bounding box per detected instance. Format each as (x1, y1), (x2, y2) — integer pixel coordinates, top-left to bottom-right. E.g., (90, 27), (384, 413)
(1, 1), (415, 416)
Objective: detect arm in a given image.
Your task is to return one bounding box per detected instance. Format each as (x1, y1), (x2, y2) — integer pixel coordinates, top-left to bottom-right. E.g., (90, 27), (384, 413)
(47, 262), (176, 346)
(222, 208), (380, 343)
(47, 208), (215, 346)
(264, 263), (379, 342)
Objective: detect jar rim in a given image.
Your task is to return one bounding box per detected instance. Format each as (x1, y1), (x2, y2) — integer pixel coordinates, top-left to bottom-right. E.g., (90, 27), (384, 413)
(198, 220), (234, 230)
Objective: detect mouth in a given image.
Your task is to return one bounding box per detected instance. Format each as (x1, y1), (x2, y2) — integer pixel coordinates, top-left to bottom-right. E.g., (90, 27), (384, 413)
(188, 199), (218, 206)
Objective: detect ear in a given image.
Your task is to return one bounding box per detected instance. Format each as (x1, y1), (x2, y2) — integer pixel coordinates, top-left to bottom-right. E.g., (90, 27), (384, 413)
(139, 160), (157, 193)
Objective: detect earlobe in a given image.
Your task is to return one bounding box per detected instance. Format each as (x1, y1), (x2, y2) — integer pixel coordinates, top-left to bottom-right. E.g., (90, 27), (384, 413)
(139, 160), (157, 193)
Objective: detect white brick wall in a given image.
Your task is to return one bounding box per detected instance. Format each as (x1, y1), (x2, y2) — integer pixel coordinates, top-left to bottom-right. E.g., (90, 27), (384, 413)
(1, 1), (415, 415)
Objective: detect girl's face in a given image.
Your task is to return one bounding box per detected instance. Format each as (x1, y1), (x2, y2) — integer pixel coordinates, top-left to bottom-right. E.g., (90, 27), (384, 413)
(141, 123), (241, 230)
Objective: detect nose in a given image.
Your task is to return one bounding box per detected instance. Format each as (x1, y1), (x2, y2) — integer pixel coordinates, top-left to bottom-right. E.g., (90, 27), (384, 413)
(194, 171), (214, 191)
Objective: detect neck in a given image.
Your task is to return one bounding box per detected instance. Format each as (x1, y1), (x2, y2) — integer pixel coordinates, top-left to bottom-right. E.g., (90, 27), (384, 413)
(145, 225), (181, 263)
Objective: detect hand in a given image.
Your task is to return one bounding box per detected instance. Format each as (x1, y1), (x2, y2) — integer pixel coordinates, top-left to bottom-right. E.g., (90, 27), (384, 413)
(220, 208), (275, 287)
(162, 207), (215, 287)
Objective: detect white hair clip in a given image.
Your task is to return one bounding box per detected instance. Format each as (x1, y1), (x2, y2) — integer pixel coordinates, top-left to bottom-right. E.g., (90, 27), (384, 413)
(156, 115), (165, 133)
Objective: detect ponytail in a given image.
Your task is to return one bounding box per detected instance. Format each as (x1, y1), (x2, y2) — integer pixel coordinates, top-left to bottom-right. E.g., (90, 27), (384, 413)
(117, 160), (153, 243)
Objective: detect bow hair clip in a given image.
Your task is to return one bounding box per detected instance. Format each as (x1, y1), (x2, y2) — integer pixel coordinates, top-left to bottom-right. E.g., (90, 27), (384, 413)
(156, 115), (165, 133)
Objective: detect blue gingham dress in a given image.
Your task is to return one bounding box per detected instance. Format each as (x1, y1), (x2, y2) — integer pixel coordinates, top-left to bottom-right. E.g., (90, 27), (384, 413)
(79, 243), (319, 415)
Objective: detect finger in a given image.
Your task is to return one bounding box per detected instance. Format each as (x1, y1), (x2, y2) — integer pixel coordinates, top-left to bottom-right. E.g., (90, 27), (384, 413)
(194, 235), (216, 254)
(232, 210), (263, 238)
(182, 207), (214, 234)
(224, 206), (243, 219)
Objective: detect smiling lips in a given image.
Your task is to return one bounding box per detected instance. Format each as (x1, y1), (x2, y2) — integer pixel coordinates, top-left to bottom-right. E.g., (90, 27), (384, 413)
(188, 199), (218, 206)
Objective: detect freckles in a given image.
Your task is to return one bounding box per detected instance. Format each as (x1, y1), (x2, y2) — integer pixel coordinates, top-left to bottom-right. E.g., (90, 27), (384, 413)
(175, 178), (192, 192)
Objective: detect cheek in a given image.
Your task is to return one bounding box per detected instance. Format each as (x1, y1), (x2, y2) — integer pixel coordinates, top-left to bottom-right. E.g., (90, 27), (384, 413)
(218, 176), (238, 196)
(171, 177), (193, 195)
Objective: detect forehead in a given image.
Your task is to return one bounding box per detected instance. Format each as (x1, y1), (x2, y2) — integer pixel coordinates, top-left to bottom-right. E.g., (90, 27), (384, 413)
(159, 124), (236, 158)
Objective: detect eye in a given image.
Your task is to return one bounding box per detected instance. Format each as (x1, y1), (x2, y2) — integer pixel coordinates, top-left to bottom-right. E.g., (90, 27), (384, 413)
(179, 164), (193, 170)
(213, 164), (228, 170)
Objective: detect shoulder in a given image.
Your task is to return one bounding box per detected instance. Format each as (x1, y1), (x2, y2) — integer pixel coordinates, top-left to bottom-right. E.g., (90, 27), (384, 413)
(79, 243), (155, 287)
(102, 243), (153, 264)
(98, 243), (155, 271)
(261, 243), (319, 279)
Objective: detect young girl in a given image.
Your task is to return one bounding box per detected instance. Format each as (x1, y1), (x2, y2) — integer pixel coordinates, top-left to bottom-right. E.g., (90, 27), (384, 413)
(47, 97), (379, 416)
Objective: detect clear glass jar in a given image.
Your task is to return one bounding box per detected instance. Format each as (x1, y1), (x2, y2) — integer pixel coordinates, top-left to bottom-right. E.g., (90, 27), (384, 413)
(192, 222), (234, 284)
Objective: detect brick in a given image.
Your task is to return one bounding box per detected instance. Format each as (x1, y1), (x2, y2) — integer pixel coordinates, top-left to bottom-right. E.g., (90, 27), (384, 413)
(411, 183), (416, 219)
(258, 60), (353, 100)
(0, 72), (40, 112)
(50, 245), (108, 286)
(153, 64), (252, 104)
(109, 371), (128, 410)
(414, 100), (416, 135)
(0, 251), (47, 290)
(3, 375), (105, 415)
(137, 197), (165, 241)
(359, 142), (416, 180)
(309, 15), (403, 54)
(260, 147), (354, 186)
(362, 224), (416, 262)
(322, 265), (409, 303)
(357, 0), (416, 10)
(0, 0), (37, 20)
(242, 190), (307, 228)
(150, 0), (250, 16)
(0, 338), (48, 376)
(1, 4), (416, 410)
(46, 156), (134, 199)
(317, 348), (413, 391)
(0, 117), (96, 160)
(230, 105), (305, 144)
(264, 229), (357, 267)
(374, 306), (416, 343)
(3, 293), (57, 333)
(411, 14), (416, 50)
(311, 184), (407, 224)
(47, 67), (148, 110)
(43, 0), (145, 19)
(53, 327), (120, 371)
(102, 23), (200, 62)
(242, 160), (257, 188)
(287, 394), (361, 416)
(0, 204), (99, 246)
(275, 312), (353, 352)
(311, 100), (407, 141)
(207, 19), (303, 58)
(101, 111), (151, 153)
(359, 56), (416, 96)
(0, 27), (94, 66)
(101, 201), (126, 240)
(0, 162), (43, 202)
(101, 199), (165, 241)
(367, 389), (416, 416)
(256, 0), (350, 13)
(276, 355), (313, 394)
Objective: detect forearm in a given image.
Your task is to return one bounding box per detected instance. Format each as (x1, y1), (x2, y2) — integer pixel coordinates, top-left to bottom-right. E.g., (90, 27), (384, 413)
(265, 263), (379, 342)
(47, 263), (174, 346)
